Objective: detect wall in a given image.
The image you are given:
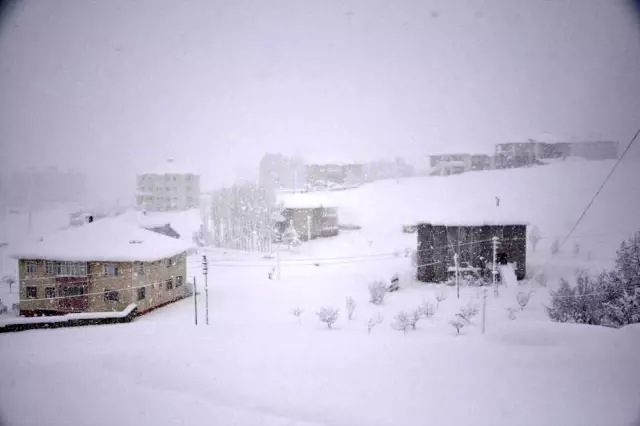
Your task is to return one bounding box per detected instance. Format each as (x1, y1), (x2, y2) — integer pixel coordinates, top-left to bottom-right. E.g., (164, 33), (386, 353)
(136, 173), (200, 211)
(18, 255), (189, 315)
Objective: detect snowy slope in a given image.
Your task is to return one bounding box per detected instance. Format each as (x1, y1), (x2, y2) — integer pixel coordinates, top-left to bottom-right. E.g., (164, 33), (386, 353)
(2, 160), (640, 426)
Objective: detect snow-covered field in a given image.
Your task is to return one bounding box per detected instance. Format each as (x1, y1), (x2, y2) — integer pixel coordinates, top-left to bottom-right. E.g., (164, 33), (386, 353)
(1, 159), (640, 426)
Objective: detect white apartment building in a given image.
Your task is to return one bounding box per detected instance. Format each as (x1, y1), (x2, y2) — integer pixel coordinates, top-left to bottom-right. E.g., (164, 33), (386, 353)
(136, 159), (201, 212)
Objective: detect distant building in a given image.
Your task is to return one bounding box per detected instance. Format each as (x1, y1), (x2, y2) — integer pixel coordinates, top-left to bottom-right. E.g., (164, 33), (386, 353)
(427, 154), (471, 176)
(275, 194), (339, 240)
(11, 218), (192, 317)
(568, 141), (618, 160)
(136, 159), (200, 212)
(306, 163), (364, 187)
(495, 140), (618, 169)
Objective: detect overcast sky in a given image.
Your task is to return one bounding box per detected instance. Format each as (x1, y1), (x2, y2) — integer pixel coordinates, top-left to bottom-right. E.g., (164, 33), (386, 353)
(1, 0), (639, 201)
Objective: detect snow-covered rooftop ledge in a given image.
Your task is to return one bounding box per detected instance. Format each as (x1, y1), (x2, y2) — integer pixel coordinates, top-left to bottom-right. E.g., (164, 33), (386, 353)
(415, 221), (529, 227)
(9, 217), (193, 262)
(0, 303), (138, 328)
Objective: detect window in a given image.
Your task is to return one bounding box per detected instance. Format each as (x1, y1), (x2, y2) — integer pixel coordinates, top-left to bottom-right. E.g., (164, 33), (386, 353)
(104, 289), (120, 302)
(55, 261), (88, 276)
(135, 262), (145, 275)
(137, 287), (146, 300)
(103, 264), (119, 277)
(175, 276), (183, 287)
(45, 287), (56, 299)
(26, 286), (37, 299)
(165, 279), (173, 290)
(45, 261), (56, 275)
(26, 261), (37, 274)
(164, 257), (173, 268)
(60, 286), (85, 297)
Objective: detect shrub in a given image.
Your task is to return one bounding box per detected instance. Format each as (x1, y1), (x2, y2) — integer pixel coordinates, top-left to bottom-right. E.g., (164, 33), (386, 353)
(506, 307), (518, 320)
(291, 308), (303, 323)
(450, 318), (465, 334)
(419, 300), (435, 318)
(546, 271), (621, 325)
(391, 311), (413, 334)
(456, 302), (479, 324)
(369, 280), (388, 305)
(435, 290), (448, 307)
(316, 307), (339, 328)
(550, 239), (560, 255)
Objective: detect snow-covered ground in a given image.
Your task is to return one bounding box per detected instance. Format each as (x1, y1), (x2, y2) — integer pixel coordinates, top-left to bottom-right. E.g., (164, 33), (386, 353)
(1, 160), (640, 426)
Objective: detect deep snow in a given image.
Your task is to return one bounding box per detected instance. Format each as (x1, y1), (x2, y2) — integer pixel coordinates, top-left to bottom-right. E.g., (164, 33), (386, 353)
(1, 159), (640, 426)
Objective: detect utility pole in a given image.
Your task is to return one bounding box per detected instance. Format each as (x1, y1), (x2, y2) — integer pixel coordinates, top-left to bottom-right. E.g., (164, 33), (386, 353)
(193, 276), (198, 325)
(481, 286), (487, 334)
(454, 253), (460, 299)
(276, 240), (281, 280)
(202, 255), (209, 325)
(492, 236), (499, 297)
(307, 215), (312, 242)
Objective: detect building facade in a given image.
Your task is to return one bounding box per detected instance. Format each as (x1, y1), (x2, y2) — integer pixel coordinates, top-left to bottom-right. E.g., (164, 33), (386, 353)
(306, 163), (364, 187)
(416, 223), (527, 283)
(276, 206), (339, 241)
(17, 255), (188, 316)
(136, 160), (200, 212)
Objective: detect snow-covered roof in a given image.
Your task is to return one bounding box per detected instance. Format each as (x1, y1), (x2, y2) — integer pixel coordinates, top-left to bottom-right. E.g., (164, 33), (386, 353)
(9, 216), (192, 262)
(277, 193), (337, 209)
(117, 209), (171, 229)
(140, 158), (198, 176)
(405, 196), (529, 228)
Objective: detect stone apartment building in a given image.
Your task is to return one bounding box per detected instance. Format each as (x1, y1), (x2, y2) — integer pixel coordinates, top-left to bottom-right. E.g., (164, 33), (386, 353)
(11, 217), (191, 316)
(136, 159), (201, 212)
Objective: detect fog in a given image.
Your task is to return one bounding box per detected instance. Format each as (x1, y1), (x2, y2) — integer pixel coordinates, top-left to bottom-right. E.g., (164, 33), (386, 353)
(1, 0), (639, 204)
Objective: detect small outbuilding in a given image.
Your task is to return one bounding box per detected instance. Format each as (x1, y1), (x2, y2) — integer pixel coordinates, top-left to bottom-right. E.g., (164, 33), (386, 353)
(275, 193), (339, 241)
(416, 222), (527, 283)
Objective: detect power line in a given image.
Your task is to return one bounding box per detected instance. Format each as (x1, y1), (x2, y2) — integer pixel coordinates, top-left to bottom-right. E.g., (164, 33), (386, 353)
(526, 127), (640, 285)
(560, 127), (640, 249)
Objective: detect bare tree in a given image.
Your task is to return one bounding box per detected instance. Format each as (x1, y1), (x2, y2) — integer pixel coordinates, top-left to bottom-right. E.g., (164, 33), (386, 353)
(291, 308), (303, 323)
(419, 300), (435, 318)
(435, 290), (448, 308)
(1, 275), (16, 294)
(456, 302), (479, 324)
(369, 280), (388, 305)
(391, 311), (413, 334)
(345, 296), (356, 320)
(316, 307), (339, 328)
(367, 313), (384, 334)
(516, 291), (532, 310)
(450, 318), (465, 334)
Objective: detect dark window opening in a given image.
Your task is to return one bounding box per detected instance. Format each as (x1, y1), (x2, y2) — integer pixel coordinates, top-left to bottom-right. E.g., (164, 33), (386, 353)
(26, 287), (37, 299)
(104, 289), (120, 302)
(137, 287), (146, 300)
(45, 287), (56, 299)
